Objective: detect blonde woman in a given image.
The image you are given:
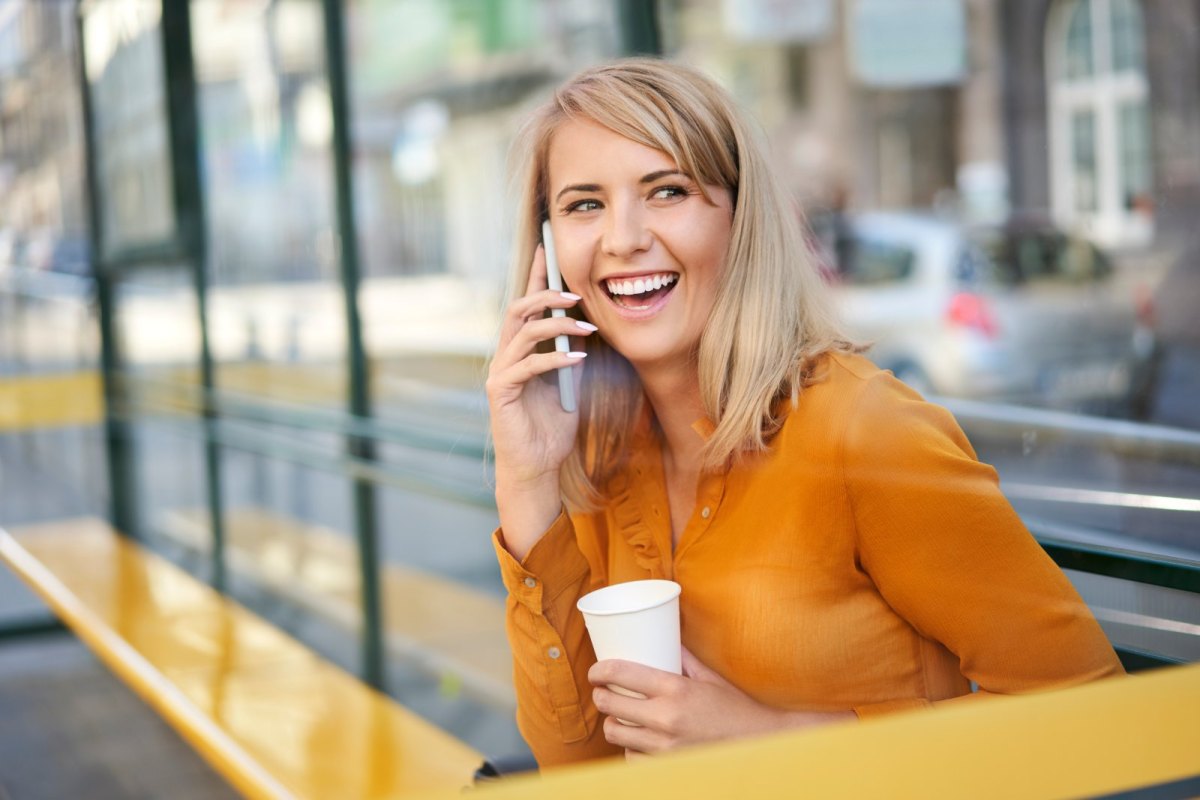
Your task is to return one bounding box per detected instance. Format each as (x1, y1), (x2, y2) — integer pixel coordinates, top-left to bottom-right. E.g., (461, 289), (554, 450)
(486, 59), (1122, 768)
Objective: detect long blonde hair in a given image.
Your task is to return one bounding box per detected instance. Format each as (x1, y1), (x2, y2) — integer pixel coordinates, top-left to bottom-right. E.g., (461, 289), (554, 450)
(503, 58), (856, 510)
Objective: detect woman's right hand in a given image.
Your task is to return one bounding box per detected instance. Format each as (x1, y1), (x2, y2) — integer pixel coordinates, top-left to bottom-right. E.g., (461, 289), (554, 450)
(486, 245), (595, 558)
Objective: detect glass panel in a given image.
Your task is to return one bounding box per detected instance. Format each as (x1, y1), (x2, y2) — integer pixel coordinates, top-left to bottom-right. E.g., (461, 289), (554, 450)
(1071, 109), (1098, 213)
(345, 0), (621, 757)
(1118, 99), (1151, 212)
(220, 450), (361, 676)
(1066, 572), (1200, 664)
(0, 2), (106, 535)
(351, 0), (623, 416)
(112, 266), (212, 571)
(1110, 0), (1145, 73)
(80, 0), (176, 255)
(1064, 0), (1094, 79)
(190, 0), (345, 409)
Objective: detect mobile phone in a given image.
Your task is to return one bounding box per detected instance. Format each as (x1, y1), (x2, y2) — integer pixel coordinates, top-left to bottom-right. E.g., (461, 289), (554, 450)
(541, 220), (577, 413)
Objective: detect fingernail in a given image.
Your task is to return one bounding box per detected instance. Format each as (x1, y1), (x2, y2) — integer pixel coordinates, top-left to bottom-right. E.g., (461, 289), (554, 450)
(575, 321), (598, 332)
(566, 352), (588, 359)
(561, 292), (581, 301)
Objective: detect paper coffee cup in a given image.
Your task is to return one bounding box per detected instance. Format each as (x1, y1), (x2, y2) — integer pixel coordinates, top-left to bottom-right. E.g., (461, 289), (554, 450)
(577, 579), (682, 716)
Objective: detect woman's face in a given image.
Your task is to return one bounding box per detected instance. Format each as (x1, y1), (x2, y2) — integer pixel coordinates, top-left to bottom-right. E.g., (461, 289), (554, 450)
(545, 119), (734, 375)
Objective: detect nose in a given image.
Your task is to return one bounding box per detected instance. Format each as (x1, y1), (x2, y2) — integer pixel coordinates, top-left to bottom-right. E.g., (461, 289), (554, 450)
(600, 198), (652, 259)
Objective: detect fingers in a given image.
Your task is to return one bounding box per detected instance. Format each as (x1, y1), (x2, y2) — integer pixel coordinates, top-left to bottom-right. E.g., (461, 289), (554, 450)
(499, 289), (584, 350)
(604, 715), (665, 754)
(681, 646), (713, 680)
(588, 659), (677, 697)
(524, 243), (547, 297)
(487, 351), (587, 404)
(510, 289), (583, 327)
(490, 315), (595, 376)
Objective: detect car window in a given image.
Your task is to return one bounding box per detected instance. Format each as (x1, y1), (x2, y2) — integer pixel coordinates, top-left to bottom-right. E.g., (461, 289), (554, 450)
(835, 235), (916, 286)
(975, 231), (1113, 286)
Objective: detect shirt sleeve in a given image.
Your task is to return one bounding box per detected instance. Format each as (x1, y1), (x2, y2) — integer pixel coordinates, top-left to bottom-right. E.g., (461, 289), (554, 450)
(492, 511), (622, 767)
(842, 373), (1124, 718)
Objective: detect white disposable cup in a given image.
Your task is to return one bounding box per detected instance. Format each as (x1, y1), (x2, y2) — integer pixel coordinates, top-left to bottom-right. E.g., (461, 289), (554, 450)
(577, 580), (682, 722)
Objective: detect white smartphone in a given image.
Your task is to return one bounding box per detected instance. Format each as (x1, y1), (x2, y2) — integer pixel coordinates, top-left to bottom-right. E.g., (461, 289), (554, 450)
(541, 220), (577, 413)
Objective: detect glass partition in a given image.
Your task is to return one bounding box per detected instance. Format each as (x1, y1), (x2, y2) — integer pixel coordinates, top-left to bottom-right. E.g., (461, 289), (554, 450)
(0, 3), (105, 621)
(191, 0), (346, 410)
(80, 0), (177, 257)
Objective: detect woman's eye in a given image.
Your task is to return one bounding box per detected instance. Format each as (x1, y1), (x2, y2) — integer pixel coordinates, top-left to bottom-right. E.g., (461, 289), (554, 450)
(565, 199), (601, 213)
(651, 185), (687, 200)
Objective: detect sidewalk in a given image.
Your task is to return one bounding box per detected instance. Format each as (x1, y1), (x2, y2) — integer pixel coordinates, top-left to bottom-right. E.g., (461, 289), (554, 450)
(0, 631), (238, 800)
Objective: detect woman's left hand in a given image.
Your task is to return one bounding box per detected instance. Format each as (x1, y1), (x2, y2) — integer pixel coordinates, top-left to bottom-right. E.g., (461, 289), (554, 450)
(588, 647), (854, 757)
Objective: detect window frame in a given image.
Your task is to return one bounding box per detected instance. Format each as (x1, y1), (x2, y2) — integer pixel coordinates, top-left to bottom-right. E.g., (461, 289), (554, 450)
(1045, 0), (1153, 249)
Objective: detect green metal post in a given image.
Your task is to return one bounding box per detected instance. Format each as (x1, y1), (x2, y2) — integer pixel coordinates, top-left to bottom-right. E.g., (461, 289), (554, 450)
(322, 0), (385, 691)
(74, 1), (135, 537)
(618, 0), (662, 55)
(161, 1), (226, 591)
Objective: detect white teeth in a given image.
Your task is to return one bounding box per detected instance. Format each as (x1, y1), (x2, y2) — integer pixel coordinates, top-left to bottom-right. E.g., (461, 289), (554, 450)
(605, 273), (678, 296)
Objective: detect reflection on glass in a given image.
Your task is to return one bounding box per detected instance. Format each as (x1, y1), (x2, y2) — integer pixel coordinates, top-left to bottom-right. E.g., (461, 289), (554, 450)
(81, 0), (176, 255)
(191, 0), (345, 407)
(0, 3), (105, 528)
(113, 268), (211, 567)
(348, 0), (622, 414)
(219, 451), (361, 674)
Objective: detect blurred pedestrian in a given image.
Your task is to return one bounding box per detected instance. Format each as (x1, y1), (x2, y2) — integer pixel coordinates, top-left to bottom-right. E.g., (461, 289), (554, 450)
(1146, 235), (1200, 429)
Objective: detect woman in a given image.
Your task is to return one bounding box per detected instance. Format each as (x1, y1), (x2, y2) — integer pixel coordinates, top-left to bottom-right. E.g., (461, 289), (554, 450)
(485, 59), (1122, 768)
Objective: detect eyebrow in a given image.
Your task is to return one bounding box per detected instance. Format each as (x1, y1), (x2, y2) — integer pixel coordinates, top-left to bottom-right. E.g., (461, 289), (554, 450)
(553, 169), (692, 204)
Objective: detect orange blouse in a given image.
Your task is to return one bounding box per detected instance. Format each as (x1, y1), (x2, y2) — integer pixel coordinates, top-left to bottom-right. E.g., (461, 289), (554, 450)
(492, 352), (1123, 767)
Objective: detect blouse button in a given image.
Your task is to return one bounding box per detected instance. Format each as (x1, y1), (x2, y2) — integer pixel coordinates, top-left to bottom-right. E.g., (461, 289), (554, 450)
(547, 647), (561, 659)
(700, 506), (711, 519)
(524, 577), (537, 589)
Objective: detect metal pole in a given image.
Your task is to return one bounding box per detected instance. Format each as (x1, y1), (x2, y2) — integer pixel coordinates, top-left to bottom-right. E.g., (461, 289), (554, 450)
(322, 0), (385, 691)
(74, 0), (135, 537)
(160, 1), (226, 591)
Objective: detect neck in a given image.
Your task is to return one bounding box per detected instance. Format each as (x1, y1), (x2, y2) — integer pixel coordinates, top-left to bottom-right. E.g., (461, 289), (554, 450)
(636, 360), (706, 470)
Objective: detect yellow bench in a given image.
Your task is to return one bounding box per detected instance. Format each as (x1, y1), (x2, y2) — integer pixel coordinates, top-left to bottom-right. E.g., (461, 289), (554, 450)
(158, 507), (514, 710)
(423, 663), (1200, 800)
(0, 518), (485, 800)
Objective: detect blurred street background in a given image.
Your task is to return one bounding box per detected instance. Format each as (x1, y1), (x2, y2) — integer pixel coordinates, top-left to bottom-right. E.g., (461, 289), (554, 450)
(0, 0), (1198, 795)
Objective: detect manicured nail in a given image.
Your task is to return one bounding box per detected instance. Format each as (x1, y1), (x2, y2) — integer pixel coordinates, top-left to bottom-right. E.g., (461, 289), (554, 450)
(575, 321), (598, 332)
(561, 292), (581, 301)
(566, 352), (588, 359)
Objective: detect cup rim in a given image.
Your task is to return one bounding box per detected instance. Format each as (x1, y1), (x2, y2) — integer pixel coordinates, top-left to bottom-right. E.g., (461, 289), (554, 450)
(576, 579), (681, 617)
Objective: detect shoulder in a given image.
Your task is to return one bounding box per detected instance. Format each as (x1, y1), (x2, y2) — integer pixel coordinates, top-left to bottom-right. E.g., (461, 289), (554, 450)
(782, 351), (977, 464)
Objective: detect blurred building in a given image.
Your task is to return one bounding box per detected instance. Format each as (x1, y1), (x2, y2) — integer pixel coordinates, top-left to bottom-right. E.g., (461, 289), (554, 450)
(662, 0), (1199, 270)
(660, 0), (1007, 220)
(0, 1), (87, 268)
(1001, 0), (1200, 259)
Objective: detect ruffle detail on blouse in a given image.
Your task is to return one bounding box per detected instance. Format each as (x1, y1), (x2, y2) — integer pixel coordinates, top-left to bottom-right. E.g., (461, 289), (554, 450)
(607, 471), (668, 580)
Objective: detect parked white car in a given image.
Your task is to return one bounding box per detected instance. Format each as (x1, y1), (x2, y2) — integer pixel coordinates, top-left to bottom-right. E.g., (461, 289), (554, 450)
(818, 212), (1154, 412)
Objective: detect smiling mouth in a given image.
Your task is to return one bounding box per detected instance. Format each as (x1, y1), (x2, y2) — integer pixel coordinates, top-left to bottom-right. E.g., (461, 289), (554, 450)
(604, 272), (679, 310)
